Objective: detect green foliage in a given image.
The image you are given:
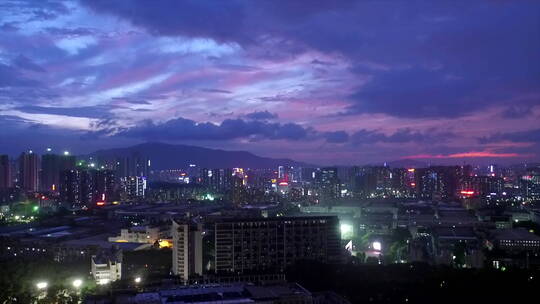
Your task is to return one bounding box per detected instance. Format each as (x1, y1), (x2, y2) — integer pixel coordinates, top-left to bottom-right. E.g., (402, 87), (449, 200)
(0, 258), (92, 303)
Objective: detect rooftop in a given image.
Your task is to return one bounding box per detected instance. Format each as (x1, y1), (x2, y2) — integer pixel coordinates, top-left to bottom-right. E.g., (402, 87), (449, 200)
(493, 228), (540, 241)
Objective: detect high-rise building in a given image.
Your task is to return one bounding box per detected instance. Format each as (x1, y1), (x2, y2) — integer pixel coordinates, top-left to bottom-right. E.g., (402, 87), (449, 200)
(200, 168), (234, 192)
(0, 155), (12, 189)
(318, 167), (340, 201)
(95, 169), (117, 202)
(214, 216), (342, 274)
(521, 169), (540, 200)
(115, 155), (150, 179)
(416, 166), (459, 199)
(300, 167), (316, 183)
(460, 176), (504, 197)
(60, 169), (95, 206)
(41, 153), (76, 192)
(60, 168), (117, 205)
(122, 176), (146, 199)
(172, 220), (203, 282)
(18, 152), (39, 192)
(91, 249), (122, 284)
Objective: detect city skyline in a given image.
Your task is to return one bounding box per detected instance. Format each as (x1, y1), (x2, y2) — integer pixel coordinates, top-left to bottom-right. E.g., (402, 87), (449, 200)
(2, 2), (540, 303)
(1, 1), (539, 165)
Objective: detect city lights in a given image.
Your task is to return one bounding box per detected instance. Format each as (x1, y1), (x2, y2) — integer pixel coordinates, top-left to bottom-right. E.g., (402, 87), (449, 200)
(340, 224), (353, 239)
(72, 279), (83, 288)
(460, 190), (475, 196)
(372, 241), (382, 251)
(0, 0), (538, 302)
(158, 239), (172, 248)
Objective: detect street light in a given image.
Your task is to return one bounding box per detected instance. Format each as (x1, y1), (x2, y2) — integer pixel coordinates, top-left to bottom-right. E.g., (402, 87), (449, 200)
(36, 282), (48, 289)
(72, 279), (83, 288)
(134, 277), (141, 284)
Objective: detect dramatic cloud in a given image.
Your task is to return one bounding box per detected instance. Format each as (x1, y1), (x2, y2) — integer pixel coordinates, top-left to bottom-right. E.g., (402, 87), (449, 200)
(14, 105), (114, 119)
(0, 64), (41, 87)
(403, 152), (528, 159)
(0, 0), (537, 164)
(114, 117), (314, 142)
(351, 128), (454, 145)
(13, 55), (46, 72)
(323, 131), (349, 144)
(245, 111), (278, 121)
(348, 68), (481, 118)
(479, 129), (540, 144)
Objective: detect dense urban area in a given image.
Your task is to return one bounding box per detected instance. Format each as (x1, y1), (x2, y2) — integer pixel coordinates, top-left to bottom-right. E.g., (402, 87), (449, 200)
(0, 148), (539, 303)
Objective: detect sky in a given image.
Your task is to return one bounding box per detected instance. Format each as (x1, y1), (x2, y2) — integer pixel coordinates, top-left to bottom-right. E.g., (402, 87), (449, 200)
(0, 0), (539, 165)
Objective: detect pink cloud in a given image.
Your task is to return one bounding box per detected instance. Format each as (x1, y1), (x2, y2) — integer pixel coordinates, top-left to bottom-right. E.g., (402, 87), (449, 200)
(403, 151), (534, 159)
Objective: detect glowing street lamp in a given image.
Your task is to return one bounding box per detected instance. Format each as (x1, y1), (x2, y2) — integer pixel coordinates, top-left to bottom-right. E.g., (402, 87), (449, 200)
(72, 279), (83, 288)
(340, 223), (353, 239)
(340, 224), (353, 234)
(134, 277), (141, 284)
(64, 151), (70, 156)
(36, 281), (48, 289)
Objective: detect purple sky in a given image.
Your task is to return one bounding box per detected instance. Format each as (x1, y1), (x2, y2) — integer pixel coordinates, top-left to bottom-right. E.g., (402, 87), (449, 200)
(0, 0), (539, 165)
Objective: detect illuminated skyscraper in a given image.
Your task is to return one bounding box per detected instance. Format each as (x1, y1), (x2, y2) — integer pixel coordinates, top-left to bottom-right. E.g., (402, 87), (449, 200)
(60, 169), (95, 206)
(122, 176), (146, 199)
(415, 166), (459, 199)
(19, 151), (39, 192)
(319, 167), (340, 201)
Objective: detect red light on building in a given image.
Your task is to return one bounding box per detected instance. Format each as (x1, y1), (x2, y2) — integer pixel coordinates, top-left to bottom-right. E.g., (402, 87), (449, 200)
(407, 168), (415, 172)
(96, 201), (105, 206)
(460, 190), (475, 196)
(410, 182), (416, 187)
(278, 182), (289, 186)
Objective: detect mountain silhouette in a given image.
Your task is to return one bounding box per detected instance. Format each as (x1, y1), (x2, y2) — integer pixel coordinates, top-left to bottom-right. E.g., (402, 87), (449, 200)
(88, 142), (314, 170)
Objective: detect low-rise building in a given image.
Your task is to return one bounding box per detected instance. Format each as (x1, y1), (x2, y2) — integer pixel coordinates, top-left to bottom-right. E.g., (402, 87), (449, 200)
(91, 249), (122, 284)
(491, 228), (540, 252)
(129, 282), (315, 304)
(108, 225), (170, 244)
